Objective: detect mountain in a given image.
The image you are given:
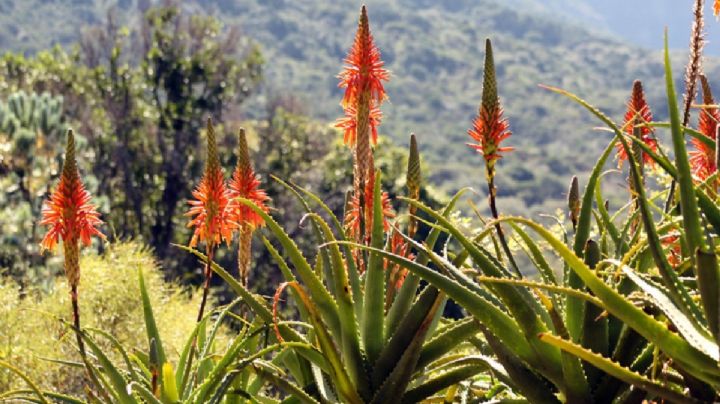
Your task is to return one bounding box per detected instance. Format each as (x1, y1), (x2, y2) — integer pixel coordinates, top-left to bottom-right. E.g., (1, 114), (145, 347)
(510, 0), (720, 54)
(0, 0), (717, 215)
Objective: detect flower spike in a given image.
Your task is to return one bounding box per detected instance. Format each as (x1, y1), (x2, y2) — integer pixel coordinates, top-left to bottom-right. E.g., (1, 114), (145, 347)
(467, 39), (513, 179)
(40, 129), (105, 276)
(228, 128), (270, 230)
(616, 80), (657, 168)
(334, 103), (382, 147)
(39, 129), (105, 359)
(338, 5), (389, 109)
(228, 128), (270, 286)
(345, 165), (394, 244)
(690, 75), (719, 181)
(185, 118), (234, 248)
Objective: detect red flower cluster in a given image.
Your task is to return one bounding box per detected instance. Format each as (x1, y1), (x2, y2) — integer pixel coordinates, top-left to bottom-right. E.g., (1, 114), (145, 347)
(616, 80), (657, 168)
(186, 122), (271, 250)
(228, 131), (270, 230)
(40, 131), (105, 252)
(186, 122), (235, 248)
(335, 6), (389, 147)
(689, 77), (719, 181)
(335, 104), (382, 147)
(186, 166), (235, 248)
(467, 105), (513, 165)
(345, 169), (395, 243)
(467, 39), (513, 171)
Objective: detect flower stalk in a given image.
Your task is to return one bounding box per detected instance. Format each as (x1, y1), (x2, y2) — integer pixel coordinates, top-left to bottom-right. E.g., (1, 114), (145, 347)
(229, 128), (269, 287)
(467, 39), (519, 276)
(338, 5), (389, 250)
(186, 118), (234, 322)
(39, 129), (105, 357)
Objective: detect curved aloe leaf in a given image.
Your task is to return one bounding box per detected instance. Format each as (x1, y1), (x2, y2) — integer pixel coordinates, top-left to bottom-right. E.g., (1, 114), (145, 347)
(416, 318), (479, 369)
(539, 333), (700, 404)
(238, 198), (342, 338)
(385, 188), (470, 336)
(279, 282), (362, 404)
(500, 217), (720, 385)
(662, 30), (707, 256)
(305, 213), (368, 397)
(612, 260), (716, 359)
(400, 361), (487, 404)
(0, 360), (50, 404)
(335, 241), (538, 375)
(364, 171), (387, 364)
(399, 198), (563, 384)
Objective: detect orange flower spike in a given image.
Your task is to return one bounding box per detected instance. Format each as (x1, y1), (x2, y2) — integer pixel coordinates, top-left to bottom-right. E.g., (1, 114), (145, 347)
(39, 129), (105, 256)
(715, 0), (720, 18)
(467, 39), (513, 179)
(345, 167), (395, 241)
(334, 103), (382, 147)
(690, 75), (719, 180)
(40, 130), (105, 291)
(616, 80), (657, 168)
(228, 128), (270, 229)
(186, 119), (234, 248)
(338, 5), (389, 109)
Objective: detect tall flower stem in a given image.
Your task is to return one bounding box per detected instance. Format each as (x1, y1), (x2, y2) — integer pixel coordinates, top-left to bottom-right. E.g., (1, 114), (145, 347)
(70, 284), (85, 357)
(238, 224), (252, 287)
(487, 172), (520, 277)
(196, 246), (216, 323)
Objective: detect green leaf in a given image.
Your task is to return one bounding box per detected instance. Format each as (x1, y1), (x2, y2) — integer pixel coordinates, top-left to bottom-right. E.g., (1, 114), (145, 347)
(363, 171), (387, 365)
(400, 198), (563, 385)
(501, 217), (720, 385)
(334, 241), (536, 374)
(416, 318), (479, 369)
(372, 286), (442, 388)
(385, 188), (470, 336)
(304, 213), (369, 398)
(400, 361), (487, 404)
(139, 269), (166, 368)
(613, 260), (717, 360)
(0, 360), (50, 404)
(663, 30), (707, 256)
(238, 198), (342, 338)
(696, 249), (720, 345)
(539, 333), (700, 404)
(369, 292), (445, 403)
(77, 329), (135, 404)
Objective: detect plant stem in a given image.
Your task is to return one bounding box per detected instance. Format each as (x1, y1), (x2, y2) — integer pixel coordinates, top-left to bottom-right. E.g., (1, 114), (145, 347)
(196, 247), (215, 323)
(487, 175), (521, 277)
(70, 284), (85, 358)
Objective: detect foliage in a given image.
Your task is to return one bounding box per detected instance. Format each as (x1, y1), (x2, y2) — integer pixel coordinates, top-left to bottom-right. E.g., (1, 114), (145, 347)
(0, 242), (221, 396)
(4, 1), (720, 403)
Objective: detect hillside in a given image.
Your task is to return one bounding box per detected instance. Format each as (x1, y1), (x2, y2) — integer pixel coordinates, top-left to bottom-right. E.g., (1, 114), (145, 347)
(1, 0), (717, 215)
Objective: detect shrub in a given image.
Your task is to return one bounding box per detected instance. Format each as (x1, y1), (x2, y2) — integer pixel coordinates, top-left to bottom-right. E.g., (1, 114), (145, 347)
(0, 241), (221, 395)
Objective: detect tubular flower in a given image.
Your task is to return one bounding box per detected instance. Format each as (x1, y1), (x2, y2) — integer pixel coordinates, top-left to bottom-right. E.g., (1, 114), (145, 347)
(335, 103), (382, 147)
(715, 0), (720, 18)
(186, 119), (234, 248)
(338, 5), (389, 109)
(385, 229), (413, 288)
(690, 75), (719, 180)
(40, 130), (105, 281)
(616, 80), (657, 168)
(467, 39), (513, 176)
(345, 169), (395, 243)
(229, 129), (269, 286)
(228, 129), (270, 229)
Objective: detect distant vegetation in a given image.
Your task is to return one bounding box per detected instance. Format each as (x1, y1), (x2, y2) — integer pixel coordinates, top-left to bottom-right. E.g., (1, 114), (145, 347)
(1, 0), (718, 215)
